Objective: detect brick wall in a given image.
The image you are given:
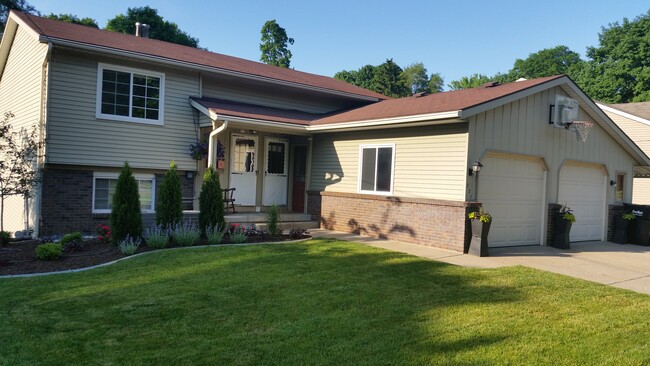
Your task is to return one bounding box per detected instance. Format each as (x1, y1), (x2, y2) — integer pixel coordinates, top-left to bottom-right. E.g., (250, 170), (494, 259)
(308, 191), (479, 252)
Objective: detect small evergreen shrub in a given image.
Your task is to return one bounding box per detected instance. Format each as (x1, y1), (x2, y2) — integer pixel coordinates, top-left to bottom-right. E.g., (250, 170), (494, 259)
(144, 224), (171, 249)
(118, 235), (141, 256)
(267, 205), (280, 237)
(229, 225), (248, 244)
(60, 232), (82, 246)
(172, 222), (200, 246)
(199, 166), (226, 237)
(288, 228), (309, 240)
(205, 224), (225, 245)
(156, 161), (183, 229)
(110, 162), (143, 244)
(0, 231), (11, 246)
(35, 243), (63, 260)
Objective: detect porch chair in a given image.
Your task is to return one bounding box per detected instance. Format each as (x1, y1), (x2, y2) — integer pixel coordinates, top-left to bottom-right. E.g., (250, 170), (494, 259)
(223, 187), (236, 214)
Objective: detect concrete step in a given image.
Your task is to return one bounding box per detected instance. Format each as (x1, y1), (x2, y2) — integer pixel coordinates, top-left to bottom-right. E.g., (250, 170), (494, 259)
(252, 221), (320, 232)
(224, 213), (312, 223)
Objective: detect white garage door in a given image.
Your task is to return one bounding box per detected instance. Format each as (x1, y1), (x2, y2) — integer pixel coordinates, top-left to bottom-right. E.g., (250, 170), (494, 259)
(557, 163), (606, 242)
(478, 155), (546, 247)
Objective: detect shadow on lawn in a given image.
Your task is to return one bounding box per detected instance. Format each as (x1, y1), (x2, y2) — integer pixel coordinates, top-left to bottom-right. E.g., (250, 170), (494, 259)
(2, 237), (521, 364)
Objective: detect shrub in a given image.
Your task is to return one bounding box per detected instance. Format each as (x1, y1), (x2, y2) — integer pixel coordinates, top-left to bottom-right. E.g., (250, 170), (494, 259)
(199, 166), (226, 237)
(96, 224), (111, 243)
(110, 162), (143, 244)
(229, 225), (248, 244)
(267, 204), (281, 237)
(60, 232), (82, 246)
(35, 243), (63, 260)
(205, 224), (226, 245)
(171, 222), (200, 246)
(144, 224), (171, 249)
(288, 228), (309, 240)
(156, 161), (183, 229)
(118, 235), (141, 256)
(0, 231), (11, 246)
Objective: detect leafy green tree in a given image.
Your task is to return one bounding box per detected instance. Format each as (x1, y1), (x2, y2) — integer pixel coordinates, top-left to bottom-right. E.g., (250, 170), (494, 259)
(199, 166), (226, 236)
(334, 64), (377, 90)
(402, 62), (430, 94)
(106, 6), (200, 48)
(46, 13), (98, 28)
(428, 72), (444, 93)
(448, 74), (491, 90)
(373, 59), (409, 98)
(110, 162), (143, 244)
(510, 45), (583, 80)
(156, 161), (183, 229)
(260, 19), (294, 68)
(0, 0), (39, 29)
(573, 11), (650, 103)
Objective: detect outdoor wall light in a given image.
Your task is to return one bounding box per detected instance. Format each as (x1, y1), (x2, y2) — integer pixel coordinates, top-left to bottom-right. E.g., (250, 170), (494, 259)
(610, 180), (616, 186)
(469, 161), (483, 176)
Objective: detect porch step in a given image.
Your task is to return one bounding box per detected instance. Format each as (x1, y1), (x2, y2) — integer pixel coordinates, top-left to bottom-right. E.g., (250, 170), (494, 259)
(224, 213), (312, 223)
(253, 221), (320, 232)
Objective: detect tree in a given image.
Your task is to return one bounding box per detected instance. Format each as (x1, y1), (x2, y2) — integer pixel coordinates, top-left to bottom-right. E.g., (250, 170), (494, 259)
(428, 73), (444, 93)
(0, 112), (40, 232)
(199, 166), (225, 236)
(260, 19), (294, 68)
(0, 0), (39, 29)
(402, 63), (430, 94)
(110, 162), (143, 243)
(156, 161), (183, 229)
(46, 13), (98, 28)
(105, 6), (200, 48)
(373, 59), (410, 98)
(448, 74), (491, 90)
(510, 45), (583, 80)
(573, 11), (650, 103)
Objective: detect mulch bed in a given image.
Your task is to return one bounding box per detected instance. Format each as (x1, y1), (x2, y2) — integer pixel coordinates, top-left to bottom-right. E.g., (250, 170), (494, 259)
(0, 234), (310, 276)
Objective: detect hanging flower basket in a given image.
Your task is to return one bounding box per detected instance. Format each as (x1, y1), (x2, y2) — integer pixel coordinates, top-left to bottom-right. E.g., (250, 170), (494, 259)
(189, 142), (208, 161)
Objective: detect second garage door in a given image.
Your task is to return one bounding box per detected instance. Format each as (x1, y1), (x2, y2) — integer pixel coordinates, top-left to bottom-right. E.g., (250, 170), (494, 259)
(478, 155), (546, 247)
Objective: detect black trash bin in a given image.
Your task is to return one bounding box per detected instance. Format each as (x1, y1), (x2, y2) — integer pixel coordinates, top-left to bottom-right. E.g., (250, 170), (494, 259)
(626, 204), (650, 246)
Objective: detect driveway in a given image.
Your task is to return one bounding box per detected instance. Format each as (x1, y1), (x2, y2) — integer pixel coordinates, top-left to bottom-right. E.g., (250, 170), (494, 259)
(310, 229), (650, 296)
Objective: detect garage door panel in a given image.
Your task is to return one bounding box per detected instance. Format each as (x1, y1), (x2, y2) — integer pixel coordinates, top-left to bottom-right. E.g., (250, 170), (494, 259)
(479, 155), (545, 247)
(558, 164), (605, 242)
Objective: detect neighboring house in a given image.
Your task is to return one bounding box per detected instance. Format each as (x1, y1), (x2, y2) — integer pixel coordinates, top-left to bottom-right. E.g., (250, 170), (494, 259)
(598, 102), (650, 204)
(1, 12), (648, 253)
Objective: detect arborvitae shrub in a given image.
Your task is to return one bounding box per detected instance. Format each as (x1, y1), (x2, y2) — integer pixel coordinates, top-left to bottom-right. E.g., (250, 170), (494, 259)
(156, 161), (183, 228)
(110, 162), (143, 244)
(267, 204), (280, 237)
(199, 166), (226, 237)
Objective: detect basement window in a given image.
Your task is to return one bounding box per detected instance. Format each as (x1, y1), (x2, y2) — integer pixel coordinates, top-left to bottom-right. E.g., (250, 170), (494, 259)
(358, 144), (395, 194)
(96, 63), (165, 125)
(93, 173), (156, 213)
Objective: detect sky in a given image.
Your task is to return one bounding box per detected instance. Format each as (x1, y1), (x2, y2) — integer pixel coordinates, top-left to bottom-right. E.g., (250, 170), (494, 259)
(30, 0), (650, 89)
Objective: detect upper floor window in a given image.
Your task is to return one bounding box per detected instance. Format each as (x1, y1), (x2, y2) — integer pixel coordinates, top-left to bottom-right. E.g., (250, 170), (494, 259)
(96, 63), (165, 125)
(358, 144), (395, 195)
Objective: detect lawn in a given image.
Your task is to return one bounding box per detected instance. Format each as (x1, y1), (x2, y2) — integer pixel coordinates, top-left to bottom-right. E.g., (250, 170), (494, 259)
(1, 238), (650, 365)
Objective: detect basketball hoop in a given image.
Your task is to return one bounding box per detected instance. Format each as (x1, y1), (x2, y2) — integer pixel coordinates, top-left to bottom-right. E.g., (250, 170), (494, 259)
(566, 121), (594, 142)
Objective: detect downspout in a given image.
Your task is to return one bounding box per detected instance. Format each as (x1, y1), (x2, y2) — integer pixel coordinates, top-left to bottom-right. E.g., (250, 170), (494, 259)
(208, 120), (228, 168)
(32, 41), (52, 238)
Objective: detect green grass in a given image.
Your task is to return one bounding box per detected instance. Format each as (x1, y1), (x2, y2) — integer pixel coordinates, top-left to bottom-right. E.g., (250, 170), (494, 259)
(1, 238), (650, 365)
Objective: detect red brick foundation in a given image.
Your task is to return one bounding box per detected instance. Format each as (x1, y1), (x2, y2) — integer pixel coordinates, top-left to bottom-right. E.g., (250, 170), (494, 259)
(308, 191), (480, 252)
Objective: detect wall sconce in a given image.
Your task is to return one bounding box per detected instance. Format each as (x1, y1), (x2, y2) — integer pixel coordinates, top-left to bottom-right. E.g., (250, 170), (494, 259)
(186, 171), (195, 180)
(469, 161), (483, 176)
(610, 180), (616, 186)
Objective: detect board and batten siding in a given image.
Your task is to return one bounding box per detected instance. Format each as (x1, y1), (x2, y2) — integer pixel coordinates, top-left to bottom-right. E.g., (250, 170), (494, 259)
(467, 86), (637, 204)
(46, 50), (201, 171)
(310, 124), (469, 201)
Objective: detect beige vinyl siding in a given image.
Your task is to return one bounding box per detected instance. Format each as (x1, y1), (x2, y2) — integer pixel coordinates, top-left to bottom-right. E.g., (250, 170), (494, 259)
(467, 86), (636, 203)
(633, 178), (650, 204)
(605, 112), (650, 156)
(311, 124), (469, 201)
(46, 50), (200, 171)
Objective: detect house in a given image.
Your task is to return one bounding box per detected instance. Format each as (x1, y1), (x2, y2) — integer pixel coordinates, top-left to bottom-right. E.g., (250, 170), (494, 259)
(1, 11), (648, 253)
(598, 102), (650, 204)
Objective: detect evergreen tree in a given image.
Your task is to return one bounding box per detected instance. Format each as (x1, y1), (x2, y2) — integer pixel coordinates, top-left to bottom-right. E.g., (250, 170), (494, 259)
(110, 162), (143, 243)
(156, 161), (183, 228)
(199, 166), (225, 236)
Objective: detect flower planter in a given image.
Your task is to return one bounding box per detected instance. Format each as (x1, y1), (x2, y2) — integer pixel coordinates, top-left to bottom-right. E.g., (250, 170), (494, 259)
(553, 218), (572, 249)
(612, 216), (630, 244)
(469, 220), (491, 257)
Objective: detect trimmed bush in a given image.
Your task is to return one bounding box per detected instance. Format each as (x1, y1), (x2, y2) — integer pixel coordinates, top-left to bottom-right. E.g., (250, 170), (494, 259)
(0, 231), (11, 246)
(156, 161), (183, 229)
(60, 232), (82, 246)
(35, 243), (63, 260)
(144, 224), (171, 249)
(267, 204), (280, 237)
(110, 162), (143, 244)
(199, 166), (226, 237)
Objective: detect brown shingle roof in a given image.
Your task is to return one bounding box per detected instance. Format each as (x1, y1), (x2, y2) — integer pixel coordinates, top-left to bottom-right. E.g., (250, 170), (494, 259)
(11, 11), (386, 101)
(191, 97), (323, 126)
(607, 101), (650, 121)
(313, 76), (564, 125)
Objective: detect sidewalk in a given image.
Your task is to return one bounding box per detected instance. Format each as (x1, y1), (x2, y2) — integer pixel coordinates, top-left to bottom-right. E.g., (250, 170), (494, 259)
(310, 228), (650, 295)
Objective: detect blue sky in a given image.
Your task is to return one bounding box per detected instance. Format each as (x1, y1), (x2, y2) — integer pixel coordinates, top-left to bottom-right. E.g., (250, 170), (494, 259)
(31, 1), (649, 88)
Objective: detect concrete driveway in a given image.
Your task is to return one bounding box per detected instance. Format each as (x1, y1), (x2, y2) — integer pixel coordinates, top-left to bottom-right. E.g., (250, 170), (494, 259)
(310, 229), (650, 296)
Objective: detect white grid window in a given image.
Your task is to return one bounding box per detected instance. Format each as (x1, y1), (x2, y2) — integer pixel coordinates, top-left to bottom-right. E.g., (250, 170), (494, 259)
(93, 173), (156, 213)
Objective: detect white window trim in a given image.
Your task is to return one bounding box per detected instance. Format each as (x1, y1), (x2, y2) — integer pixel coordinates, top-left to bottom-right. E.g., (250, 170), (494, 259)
(92, 172), (156, 214)
(357, 143), (396, 195)
(96, 63), (165, 125)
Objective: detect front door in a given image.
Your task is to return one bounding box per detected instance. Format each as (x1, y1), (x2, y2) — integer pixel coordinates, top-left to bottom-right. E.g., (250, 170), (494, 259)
(292, 145), (307, 212)
(230, 134), (257, 206)
(263, 138), (289, 206)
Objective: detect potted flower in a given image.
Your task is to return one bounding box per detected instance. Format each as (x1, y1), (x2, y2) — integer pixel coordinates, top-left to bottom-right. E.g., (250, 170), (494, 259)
(553, 205), (575, 249)
(189, 141), (208, 161)
(468, 208), (492, 257)
(612, 211), (635, 244)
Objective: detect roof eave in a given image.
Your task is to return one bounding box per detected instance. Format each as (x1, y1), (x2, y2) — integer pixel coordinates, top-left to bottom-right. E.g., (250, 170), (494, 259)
(308, 110), (463, 133)
(40, 36), (382, 103)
